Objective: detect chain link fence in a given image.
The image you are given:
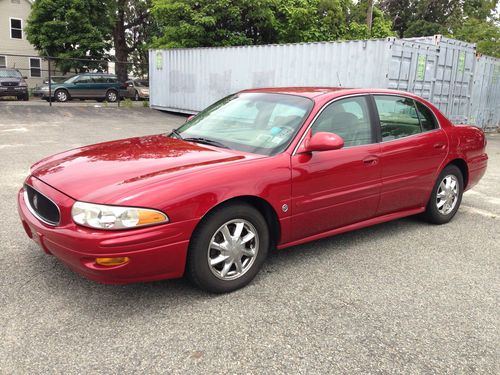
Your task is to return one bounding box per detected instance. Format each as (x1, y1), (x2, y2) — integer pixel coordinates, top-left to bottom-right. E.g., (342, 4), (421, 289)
(0, 53), (148, 106)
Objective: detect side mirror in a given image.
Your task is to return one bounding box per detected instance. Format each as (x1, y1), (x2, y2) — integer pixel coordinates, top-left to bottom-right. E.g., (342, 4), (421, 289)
(186, 115), (195, 122)
(127, 83), (134, 87)
(303, 132), (344, 152)
(22, 76), (28, 79)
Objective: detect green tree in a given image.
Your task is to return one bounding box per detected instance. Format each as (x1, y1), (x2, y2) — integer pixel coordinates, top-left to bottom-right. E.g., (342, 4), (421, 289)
(453, 17), (500, 58)
(26, 0), (112, 74)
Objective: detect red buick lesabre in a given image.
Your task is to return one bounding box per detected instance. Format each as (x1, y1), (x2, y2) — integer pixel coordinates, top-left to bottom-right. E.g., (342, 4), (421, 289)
(18, 88), (488, 292)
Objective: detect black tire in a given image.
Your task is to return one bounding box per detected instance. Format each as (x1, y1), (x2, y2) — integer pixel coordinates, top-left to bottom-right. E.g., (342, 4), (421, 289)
(134, 90), (140, 101)
(55, 89), (69, 102)
(186, 203), (270, 293)
(18, 94), (29, 101)
(96, 99), (105, 103)
(423, 165), (464, 224)
(105, 89), (118, 102)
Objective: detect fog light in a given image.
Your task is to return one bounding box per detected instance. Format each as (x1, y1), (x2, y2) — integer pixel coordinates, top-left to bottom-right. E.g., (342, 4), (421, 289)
(95, 257), (130, 266)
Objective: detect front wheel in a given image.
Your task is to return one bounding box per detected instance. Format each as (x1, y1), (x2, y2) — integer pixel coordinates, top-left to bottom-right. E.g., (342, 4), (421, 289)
(423, 165), (463, 224)
(186, 203), (270, 293)
(55, 89), (69, 102)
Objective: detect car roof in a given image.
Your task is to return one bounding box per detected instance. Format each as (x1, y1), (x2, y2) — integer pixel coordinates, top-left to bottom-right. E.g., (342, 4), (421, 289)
(240, 87), (418, 99)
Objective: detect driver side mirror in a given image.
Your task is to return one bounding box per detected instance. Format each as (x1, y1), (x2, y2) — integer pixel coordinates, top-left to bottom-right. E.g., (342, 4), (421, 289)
(302, 132), (344, 152)
(186, 115), (195, 122)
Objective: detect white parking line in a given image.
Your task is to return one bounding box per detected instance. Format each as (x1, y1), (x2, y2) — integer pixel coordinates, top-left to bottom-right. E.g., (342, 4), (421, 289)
(461, 205), (498, 218)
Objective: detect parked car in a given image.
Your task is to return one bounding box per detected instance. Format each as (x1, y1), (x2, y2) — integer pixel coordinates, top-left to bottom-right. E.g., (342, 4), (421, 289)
(18, 88), (488, 293)
(0, 68), (29, 101)
(40, 73), (126, 102)
(32, 76), (68, 97)
(125, 79), (149, 101)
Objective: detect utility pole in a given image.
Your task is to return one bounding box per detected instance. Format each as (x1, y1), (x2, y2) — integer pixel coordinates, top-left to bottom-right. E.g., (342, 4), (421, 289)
(367, 0), (374, 32)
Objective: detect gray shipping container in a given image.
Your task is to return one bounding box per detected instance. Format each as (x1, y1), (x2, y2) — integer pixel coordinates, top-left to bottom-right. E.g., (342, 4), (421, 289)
(149, 35), (499, 128)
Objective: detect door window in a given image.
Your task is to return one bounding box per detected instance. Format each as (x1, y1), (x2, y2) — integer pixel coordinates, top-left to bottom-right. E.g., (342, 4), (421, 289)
(75, 76), (93, 84)
(374, 96), (421, 141)
(415, 101), (439, 131)
(311, 96), (373, 147)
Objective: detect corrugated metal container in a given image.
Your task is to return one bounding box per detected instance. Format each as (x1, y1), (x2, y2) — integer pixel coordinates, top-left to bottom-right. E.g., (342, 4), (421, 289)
(470, 55), (500, 129)
(149, 35), (499, 128)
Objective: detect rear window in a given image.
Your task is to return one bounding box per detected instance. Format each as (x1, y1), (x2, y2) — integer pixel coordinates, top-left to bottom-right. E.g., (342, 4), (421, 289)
(374, 95), (421, 141)
(415, 101), (439, 131)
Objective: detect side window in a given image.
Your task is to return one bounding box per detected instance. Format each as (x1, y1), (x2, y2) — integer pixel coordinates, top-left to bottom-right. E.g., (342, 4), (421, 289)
(415, 101), (438, 131)
(374, 96), (421, 141)
(0, 56), (6, 68)
(76, 76), (92, 84)
(311, 96), (373, 147)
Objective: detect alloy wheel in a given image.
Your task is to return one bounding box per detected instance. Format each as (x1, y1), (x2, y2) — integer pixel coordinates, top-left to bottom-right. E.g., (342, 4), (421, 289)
(207, 219), (259, 281)
(436, 174), (459, 215)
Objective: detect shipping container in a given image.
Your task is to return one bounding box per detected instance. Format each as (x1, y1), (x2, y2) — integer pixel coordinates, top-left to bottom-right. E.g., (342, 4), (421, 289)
(470, 55), (500, 129)
(149, 35), (499, 128)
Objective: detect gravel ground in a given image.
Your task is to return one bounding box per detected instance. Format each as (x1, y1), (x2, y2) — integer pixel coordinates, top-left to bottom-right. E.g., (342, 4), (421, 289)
(0, 104), (498, 374)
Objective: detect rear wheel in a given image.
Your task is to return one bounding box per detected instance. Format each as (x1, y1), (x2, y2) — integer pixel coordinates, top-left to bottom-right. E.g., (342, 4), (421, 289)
(423, 165), (463, 224)
(187, 203), (269, 293)
(134, 90), (140, 101)
(105, 89), (118, 102)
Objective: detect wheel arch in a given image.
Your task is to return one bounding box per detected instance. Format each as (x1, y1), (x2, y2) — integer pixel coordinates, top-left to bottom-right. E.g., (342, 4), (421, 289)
(446, 158), (469, 188)
(195, 195), (281, 247)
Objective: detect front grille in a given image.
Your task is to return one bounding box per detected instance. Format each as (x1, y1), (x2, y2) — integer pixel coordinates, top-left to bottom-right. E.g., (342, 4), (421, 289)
(24, 185), (60, 225)
(1, 82), (19, 87)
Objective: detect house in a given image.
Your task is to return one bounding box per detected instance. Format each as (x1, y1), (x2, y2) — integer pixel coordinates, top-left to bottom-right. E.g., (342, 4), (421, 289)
(0, 0), (48, 87)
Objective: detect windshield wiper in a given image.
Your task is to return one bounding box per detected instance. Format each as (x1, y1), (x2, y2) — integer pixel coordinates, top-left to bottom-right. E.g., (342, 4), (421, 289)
(169, 129), (183, 139)
(183, 137), (230, 149)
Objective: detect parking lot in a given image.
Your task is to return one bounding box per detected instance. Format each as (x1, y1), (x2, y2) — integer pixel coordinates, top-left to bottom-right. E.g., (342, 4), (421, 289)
(0, 104), (499, 374)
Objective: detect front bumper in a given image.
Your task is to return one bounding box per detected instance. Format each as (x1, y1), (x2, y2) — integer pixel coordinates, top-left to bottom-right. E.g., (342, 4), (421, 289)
(0, 86), (27, 97)
(18, 176), (197, 284)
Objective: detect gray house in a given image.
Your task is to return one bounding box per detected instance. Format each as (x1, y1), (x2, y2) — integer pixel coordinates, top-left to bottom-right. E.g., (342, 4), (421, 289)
(0, 0), (47, 87)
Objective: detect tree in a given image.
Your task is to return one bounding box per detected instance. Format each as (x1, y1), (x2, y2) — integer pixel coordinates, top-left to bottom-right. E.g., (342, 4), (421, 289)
(26, 0), (112, 74)
(110, 0), (155, 81)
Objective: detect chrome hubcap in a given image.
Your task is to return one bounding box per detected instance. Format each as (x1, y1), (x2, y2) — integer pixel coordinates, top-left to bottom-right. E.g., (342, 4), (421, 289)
(108, 92), (117, 102)
(57, 91), (67, 101)
(207, 219), (259, 281)
(436, 175), (459, 215)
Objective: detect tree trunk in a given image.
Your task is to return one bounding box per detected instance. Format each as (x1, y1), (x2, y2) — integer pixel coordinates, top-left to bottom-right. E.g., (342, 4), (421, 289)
(113, 0), (128, 82)
(366, 0), (374, 33)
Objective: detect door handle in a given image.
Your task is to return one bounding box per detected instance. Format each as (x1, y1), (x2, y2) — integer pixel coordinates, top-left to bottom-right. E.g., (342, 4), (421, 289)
(433, 143), (446, 149)
(363, 156), (379, 166)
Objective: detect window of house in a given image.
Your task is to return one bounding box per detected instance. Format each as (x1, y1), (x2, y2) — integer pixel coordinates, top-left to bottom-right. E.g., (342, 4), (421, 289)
(30, 58), (41, 78)
(0, 56), (6, 68)
(415, 101), (439, 131)
(374, 95), (422, 141)
(311, 96), (373, 147)
(10, 18), (23, 39)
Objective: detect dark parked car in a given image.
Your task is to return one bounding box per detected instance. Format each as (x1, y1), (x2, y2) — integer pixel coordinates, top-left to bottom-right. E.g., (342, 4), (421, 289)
(0, 68), (29, 101)
(40, 73), (126, 102)
(125, 79), (149, 101)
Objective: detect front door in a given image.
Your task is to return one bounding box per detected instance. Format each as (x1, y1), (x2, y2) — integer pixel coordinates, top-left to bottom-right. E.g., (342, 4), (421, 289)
(290, 96), (381, 241)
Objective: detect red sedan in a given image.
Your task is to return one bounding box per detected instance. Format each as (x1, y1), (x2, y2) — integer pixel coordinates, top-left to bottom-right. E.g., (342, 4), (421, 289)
(18, 88), (488, 293)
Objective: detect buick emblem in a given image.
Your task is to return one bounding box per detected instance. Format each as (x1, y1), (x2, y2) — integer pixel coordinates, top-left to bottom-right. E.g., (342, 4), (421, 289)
(32, 194), (39, 210)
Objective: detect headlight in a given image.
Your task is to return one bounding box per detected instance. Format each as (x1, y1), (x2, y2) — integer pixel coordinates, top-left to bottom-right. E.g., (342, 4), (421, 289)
(19, 82), (28, 87)
(71, 201), (168, 230)
(139, 89), (149, 95)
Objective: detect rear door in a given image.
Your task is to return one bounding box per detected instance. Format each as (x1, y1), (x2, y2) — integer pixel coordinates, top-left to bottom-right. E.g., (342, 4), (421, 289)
(373, 95), (448, 215)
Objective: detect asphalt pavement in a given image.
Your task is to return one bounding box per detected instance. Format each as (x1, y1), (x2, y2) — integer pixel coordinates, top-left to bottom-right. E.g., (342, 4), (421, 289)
(0, 104), (498, 374)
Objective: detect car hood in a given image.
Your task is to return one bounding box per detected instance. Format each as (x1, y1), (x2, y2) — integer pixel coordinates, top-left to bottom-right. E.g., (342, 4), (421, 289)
(31, 134), (261, 204)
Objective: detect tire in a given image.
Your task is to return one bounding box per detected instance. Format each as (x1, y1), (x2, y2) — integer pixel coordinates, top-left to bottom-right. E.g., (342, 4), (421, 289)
(18, 94), (29, 101)
(423, 165), (464, 224)
(105, 90), (118, 102)
(55, 89), (69, 102)
(134, 90), (140, 101)
(186, 203), (270, 293)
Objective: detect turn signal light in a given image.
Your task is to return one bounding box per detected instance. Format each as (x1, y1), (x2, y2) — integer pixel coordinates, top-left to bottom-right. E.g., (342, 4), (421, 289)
(95, 257), (130, 266)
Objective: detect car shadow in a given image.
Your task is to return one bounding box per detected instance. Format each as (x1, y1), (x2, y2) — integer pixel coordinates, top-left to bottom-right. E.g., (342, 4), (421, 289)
(31, 215), (427, 317)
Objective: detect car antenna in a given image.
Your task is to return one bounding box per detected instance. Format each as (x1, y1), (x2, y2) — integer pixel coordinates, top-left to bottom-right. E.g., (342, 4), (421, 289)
(337, 72), (342, 87)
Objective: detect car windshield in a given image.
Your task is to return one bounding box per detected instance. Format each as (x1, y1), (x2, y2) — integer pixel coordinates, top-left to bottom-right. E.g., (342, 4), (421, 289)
(136, 80), (149, 87)
(64, 75), (79, 83)
(174, 93), (313, 156)
(0, 69), (22, 78)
